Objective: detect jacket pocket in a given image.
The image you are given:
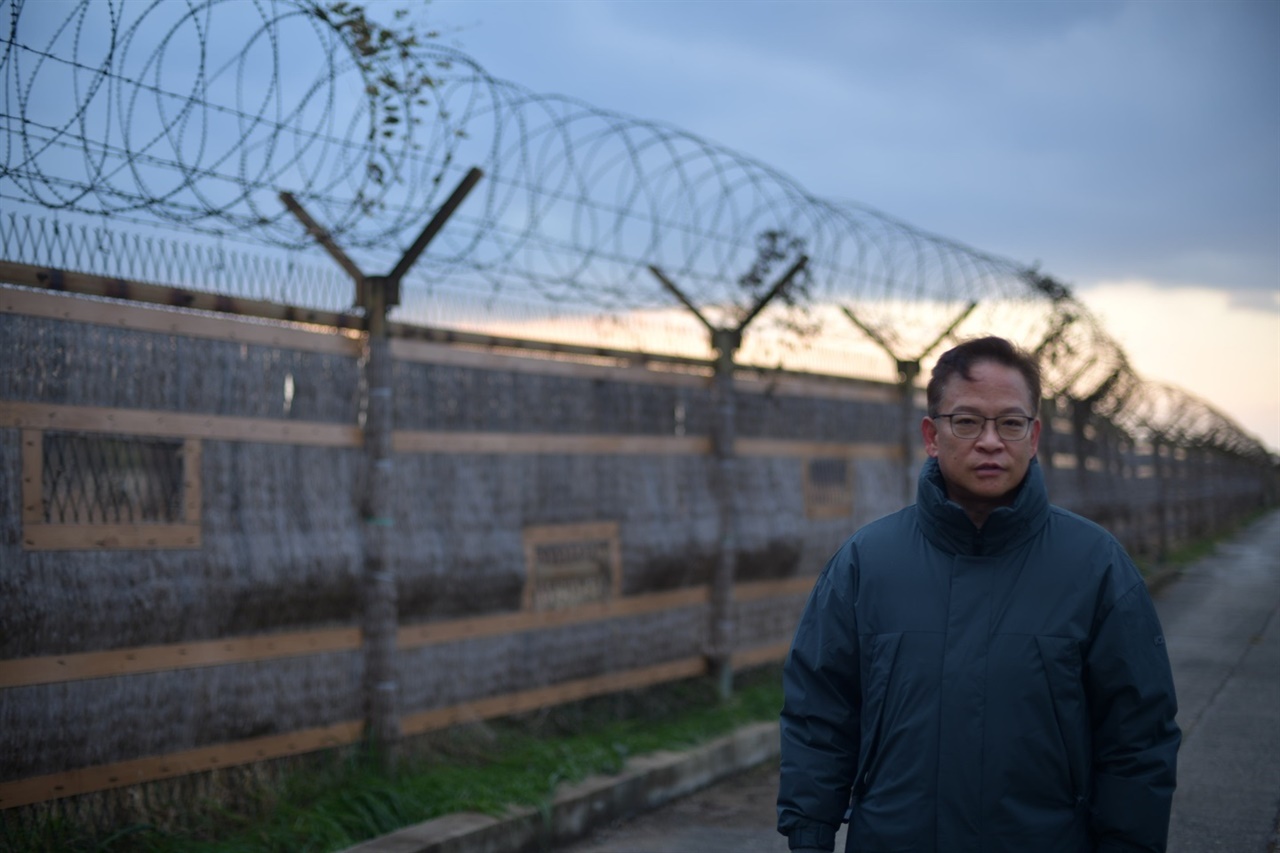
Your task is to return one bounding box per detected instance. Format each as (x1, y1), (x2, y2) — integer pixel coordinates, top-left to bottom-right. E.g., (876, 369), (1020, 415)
(1034, 635), (1090, 802)
(854, 632), (902, 795)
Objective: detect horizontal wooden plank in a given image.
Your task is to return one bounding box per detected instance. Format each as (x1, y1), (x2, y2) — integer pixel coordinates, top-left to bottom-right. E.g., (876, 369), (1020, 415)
(521, 521), (619, 547)
(393, 430), (711, 456)
(393, 431), (896, 459)
(22, 524), (201, 551)
(397, 586), (710, 650)
(0, 589), (709, 689)
(0, 627), (361, 689)
(390, 322), (713, 370)
(736, 438), (900, 460)
(0, 580), (802, 688)
(1, 269), (898, 405)
(400, 656), (709, 736)
(390, 337), (711, 387)
(731, 641), (791, 670)
(734, 372), (898, 404)
(0, 276), (363, 356)
(0, 401), (362, 447)
(735, 576), (817, 602)
(20, 429), (41, 524)
(390, 335), (900, 405)
(0, 654), (715, 807)
(5, 406), (892, 460)
(0, 720), (364, 810)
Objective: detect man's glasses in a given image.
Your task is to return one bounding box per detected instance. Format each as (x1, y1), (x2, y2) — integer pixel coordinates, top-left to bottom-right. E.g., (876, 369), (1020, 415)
(933, 413), (1034, 441)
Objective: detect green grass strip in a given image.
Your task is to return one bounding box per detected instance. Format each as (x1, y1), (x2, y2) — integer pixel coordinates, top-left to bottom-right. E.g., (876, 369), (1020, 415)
(6, 668), (784, 853)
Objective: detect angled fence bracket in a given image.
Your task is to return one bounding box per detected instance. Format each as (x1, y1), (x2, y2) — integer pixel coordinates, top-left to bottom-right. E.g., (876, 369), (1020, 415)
(840, 299), (977, 504)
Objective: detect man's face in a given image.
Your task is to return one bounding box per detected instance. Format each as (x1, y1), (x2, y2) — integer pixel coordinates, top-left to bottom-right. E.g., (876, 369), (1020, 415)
(922, 359), (1041, 514)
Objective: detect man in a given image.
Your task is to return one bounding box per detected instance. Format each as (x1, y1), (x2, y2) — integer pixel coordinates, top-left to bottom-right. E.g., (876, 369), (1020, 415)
(777, 336), (1179, 853)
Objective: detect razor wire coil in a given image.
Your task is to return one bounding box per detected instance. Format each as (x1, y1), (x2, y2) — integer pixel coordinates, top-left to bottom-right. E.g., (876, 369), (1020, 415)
(1, 0), (1272, 460)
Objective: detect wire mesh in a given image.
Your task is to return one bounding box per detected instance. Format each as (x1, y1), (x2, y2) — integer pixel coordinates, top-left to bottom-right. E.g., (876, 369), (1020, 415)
(42, 430), (184, 524)
(0, 212), (353, 310)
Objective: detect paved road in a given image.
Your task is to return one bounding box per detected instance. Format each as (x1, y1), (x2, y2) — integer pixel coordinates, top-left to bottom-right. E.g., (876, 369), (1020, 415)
(557, 510), (1280, 853)
(1161, 510), (1280, 853)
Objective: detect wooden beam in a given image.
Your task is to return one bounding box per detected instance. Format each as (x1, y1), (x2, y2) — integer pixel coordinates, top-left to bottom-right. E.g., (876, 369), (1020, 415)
(0, 578), (803, 689)
(183, 440), (202, 523)
(0, 276), (363, 356)
(521, 521), (619, 546)
(0, 588), (711, 688)
(0, 402), (362, 447)
(0, 720), (364, 810)
(390, 337), (709, 386)
(400, 656), (709, 736)
(730, 641), (791, 670)
(5, 405), (897, 461)
(736, 438), (900, 460)
(389, 325), (713, 377)
(0, 655), (714, 808)
(733, 372), (898, 404)
(392, 431), (711, 456)
(2, 270), (901, 405)
(735, 577), (816, 602)
(0, 627), (362, 688)
(398, 586), (709, 649)
(20, 429), (42, 524)
(22, 524), (201, 551)
(391, 336), (899, 404)
(395, 431), (897, 460)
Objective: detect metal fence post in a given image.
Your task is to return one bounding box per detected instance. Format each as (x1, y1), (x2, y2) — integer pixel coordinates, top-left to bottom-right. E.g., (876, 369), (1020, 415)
(709, 327), (740, 700)
(361, 277), (400, 758)
(896, 360), (921, 505)
(649, 257), (807, 699)
(280, 169), (482, 764)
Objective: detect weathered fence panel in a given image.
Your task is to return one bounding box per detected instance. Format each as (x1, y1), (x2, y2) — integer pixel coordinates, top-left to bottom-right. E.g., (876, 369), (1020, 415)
(0, 281), (1272, 826)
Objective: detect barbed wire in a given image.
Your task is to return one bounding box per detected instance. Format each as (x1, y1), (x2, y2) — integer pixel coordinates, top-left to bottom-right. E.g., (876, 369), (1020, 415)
(1, 0), (1271, 459)
(0, 0), (1034, 310)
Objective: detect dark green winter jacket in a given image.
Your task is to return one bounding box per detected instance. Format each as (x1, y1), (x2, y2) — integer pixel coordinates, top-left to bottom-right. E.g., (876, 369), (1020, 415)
(778, 457), (1179, 852)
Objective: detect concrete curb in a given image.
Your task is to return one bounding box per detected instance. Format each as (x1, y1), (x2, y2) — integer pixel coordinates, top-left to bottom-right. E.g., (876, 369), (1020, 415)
(342, 721), (781, 853)
(1145, 563), (1183, 596)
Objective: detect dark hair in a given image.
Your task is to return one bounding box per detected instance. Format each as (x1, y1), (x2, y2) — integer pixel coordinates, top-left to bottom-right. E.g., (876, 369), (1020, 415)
(926, 336), (1042, 417)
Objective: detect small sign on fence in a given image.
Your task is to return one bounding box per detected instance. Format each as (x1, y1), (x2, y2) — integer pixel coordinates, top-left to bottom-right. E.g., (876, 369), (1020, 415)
(803, 456), (854, 520)
(521, 521), (622, 611)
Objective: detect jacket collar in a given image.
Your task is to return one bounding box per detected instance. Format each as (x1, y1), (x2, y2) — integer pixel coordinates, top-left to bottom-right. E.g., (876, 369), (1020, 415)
(916, 456), (1050, 556)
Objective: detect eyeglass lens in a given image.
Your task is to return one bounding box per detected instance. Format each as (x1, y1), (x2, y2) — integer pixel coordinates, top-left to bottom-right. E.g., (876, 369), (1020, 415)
(946, 415), (1030, 440)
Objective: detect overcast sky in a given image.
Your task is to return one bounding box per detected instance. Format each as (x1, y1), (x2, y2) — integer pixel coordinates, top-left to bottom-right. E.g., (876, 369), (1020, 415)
(430, 0), (1280, 447)
(7, 0), (1276, 446)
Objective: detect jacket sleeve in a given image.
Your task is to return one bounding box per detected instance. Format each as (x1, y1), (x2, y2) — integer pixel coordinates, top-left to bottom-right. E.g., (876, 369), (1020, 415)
(1085, 568), (1181, 853)
(777, 543), (861, 852)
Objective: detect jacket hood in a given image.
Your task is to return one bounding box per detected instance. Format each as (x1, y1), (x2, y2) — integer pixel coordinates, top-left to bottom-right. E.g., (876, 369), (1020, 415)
(916, 456), (1050, 556)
